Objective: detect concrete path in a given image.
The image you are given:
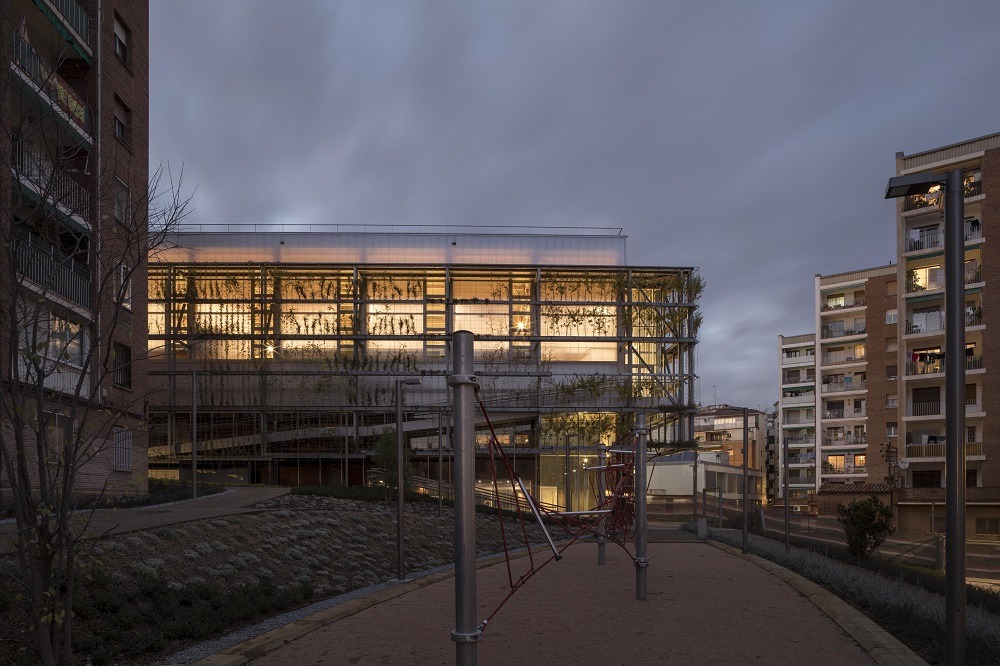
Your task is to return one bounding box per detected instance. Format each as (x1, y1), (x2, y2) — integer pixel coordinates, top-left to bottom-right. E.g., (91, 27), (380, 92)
(0, 486), (289, 554)
(205, 539), (908, 666)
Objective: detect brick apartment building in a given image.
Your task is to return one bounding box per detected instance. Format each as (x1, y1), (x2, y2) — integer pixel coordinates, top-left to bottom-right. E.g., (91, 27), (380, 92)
(775, 132), (1000, 539)
(1, 0), (150, 494)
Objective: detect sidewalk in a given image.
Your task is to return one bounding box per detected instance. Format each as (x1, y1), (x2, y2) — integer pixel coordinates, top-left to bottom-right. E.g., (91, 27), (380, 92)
(0, 486), (289, 554)
(199, 531), (922, 666)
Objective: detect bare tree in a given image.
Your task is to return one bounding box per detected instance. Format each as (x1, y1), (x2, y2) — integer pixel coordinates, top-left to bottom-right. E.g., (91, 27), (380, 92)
(0, 31), (191, 660)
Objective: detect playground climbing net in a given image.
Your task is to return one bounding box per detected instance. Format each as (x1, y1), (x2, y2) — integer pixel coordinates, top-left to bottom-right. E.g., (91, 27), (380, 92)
(475, 391), (651, 633)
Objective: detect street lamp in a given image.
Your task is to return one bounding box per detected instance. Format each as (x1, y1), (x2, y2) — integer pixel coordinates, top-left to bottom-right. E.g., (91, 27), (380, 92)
(885, 168), (965, 663)
(396, 377), (422, 580)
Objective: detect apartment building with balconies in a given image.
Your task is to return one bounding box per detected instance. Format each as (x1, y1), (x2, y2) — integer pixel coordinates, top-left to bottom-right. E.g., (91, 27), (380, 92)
(815, 265), (896, 494)
(892, 133), (1000, 538)
(776, 333), (817, 507)
(1, 0), (150, 494)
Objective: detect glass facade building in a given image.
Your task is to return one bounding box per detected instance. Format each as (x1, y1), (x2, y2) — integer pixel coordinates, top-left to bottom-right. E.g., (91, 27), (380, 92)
(147, 228), (700, 509)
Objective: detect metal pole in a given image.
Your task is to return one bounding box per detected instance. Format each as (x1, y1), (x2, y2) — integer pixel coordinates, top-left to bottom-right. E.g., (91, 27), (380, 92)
(438, 413), (444, 515)
(450, 331), (479, 664)
(635, 413), (648, 601)
(944, 168), (967, 664)
(191, 371), (198, 499)
(718, 487), (723, 528)
(783, 432), (790, 554)
(396, 380), (405, 580)
(702, 488), (707, 524)
(742, 408), (749, 553)
(564, 434), (572, 512)
(597, 443), (606, 565)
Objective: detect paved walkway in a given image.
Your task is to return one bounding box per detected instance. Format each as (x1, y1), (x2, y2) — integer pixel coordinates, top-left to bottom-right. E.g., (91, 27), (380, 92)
(197, 528), (925, 666)
(0, 486), (289, 554)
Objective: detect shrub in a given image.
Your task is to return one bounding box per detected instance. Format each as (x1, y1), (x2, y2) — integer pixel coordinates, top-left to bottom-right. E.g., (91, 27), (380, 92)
(837, 496), (894, 558)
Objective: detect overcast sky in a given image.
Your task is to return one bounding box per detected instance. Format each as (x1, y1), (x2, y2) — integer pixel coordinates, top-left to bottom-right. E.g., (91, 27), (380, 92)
(150, 1), (1000, 410)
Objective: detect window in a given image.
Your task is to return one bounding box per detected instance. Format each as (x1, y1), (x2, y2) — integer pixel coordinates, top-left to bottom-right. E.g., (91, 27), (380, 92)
(886, 310), (898, 325)
(114, 179), (130, 223)
(886, 422), (898, 437)
(113, 97), (131, 144)
(966, 469), (978, 488)
(112, 426), (132, 471)
(113, 18), (129, 63)
(886, 280), (897, 297)
(112, 343), (131, 389)
(48, 315), (84, 367)
(976, 518), (1000, 536)
(115, 263), (132, 310)
(854, 454), (866, 467)
(886, 365), (898, 380)
(886, 394), (898, 408)
(912, 470), (942, 488)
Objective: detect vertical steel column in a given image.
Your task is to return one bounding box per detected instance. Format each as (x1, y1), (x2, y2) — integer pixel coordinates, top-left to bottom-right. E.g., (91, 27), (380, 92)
(597, 443), (606, 565)
(944, 168), (967, 664)
(718, 488), (723, 528)
(396, 381), (405, 580)
(438, 413), (444, 515)
(635, 413), (648, 601)
(742, 408), (749, 553)
(564, 434), (572, 512)
(449, 331), (480, 664)
(191, 371), (198, 499)
(783, 432), (790, 554)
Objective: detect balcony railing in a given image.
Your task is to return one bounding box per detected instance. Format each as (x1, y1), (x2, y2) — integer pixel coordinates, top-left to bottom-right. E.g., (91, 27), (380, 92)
(905, 317), (943, 335)
(823, 466), (866, 475)
(782, 393), (815, 405)
(11, 137), (91, 221)
(965, 221), (983, 243)
(821, 324), (866, 339)
(906, 229), (943, 253)
(784, 436), (816, 446)
(821, 298), (866, 312)
(907, 401), (941, 417)
(787, 454), (815, 465)
(822, 436), (866, 447)
(822, 352), (865, 366)
(966, 266), (983, 284)
(13, 236), (91, 309)
(787, 472), (816, 483)
(782, 374), (815, 385)
(822, 379), (866, 393)
(905, 355), (984, 375)
(45, 0), (91, 49)
(11, 33), (91, 135)
(824, 408), (866, 419)
(906, 441), (983, 458)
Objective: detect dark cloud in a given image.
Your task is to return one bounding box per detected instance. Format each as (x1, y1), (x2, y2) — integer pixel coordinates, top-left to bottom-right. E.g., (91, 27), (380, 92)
(151, 0), (1000, 408)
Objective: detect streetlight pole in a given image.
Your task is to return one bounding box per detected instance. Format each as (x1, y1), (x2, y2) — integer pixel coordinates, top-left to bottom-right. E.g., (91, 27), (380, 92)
(886, 169), (966, 663)
(742, 408), (749, 553)
(395, 377), (421, 581)
(191, 371), (202, 499)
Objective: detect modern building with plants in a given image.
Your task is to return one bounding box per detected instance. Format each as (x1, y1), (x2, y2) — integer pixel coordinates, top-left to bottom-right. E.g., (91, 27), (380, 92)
(146, 227), (701, 510)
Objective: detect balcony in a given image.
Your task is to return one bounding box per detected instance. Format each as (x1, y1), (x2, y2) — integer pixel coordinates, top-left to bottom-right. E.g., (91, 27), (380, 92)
(905, 316), (943, 336)
(782, 393), (815, 406)
(906, 355), (984, 375)
(823, 465), (866, 475)
(821, 298), (866, 312)
(823, 407), (866, 419)
(42, 0), (91, 51)
(13, 236), (91, 309)
(822, 352), (865, 366)
(821, 436), (866, 447)
(820, 323), (866, 339)
(966, 220), (983, 243)
(10, 33), (91, 139)
(905, 441), (983, 459)
(782, 373), (815, 386)
(966, 265), (983, 285)
(782, 351), (815, 366)
(822, 379), (866, 393)
(787, 471), (817, 484)
(787, 454), (815, 465)
(906, 229), (942, 253)
(11, 137), (91, 225)
(907, 401), (941, 417)
(903, 170), (981, 212)
(784, 436), (816, 446)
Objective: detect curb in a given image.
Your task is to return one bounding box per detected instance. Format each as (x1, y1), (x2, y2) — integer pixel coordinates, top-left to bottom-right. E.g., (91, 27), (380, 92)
(191, 551), (517, 666)
(707, 540), (927, 666)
